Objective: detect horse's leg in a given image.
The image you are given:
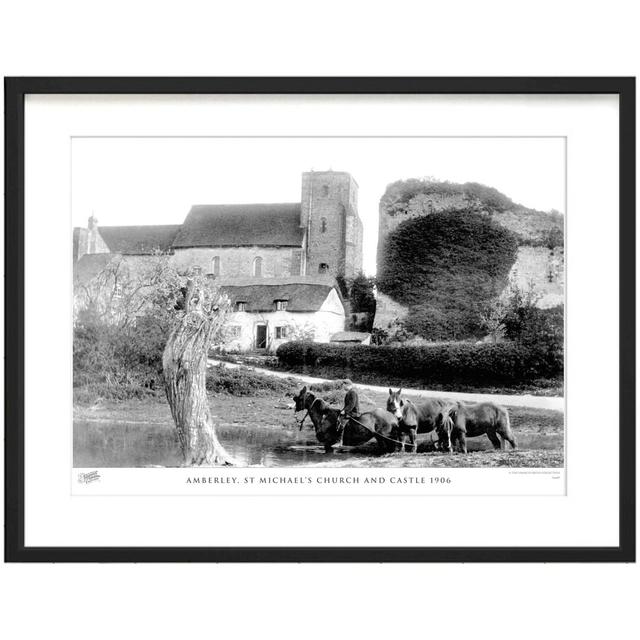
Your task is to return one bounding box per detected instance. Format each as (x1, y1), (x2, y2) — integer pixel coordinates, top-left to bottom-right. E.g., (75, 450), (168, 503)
(498, 425), (517, 449)
(486, 428), (502, 450)
(324, 443), (334, 454)
(409, 428), (417, 453)
(456, 431), (467, 454)
(398, 431), (406, 453)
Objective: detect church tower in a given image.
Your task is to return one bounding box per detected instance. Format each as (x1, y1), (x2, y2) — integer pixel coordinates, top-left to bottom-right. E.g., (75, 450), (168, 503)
(300, 170), (362, 279)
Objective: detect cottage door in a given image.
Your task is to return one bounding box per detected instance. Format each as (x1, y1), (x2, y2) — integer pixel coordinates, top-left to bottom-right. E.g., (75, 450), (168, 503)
(255, 324), (267, 350)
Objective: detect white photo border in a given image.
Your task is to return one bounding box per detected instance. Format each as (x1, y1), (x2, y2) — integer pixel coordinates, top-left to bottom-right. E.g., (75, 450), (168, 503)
(5, 78), (635, 562)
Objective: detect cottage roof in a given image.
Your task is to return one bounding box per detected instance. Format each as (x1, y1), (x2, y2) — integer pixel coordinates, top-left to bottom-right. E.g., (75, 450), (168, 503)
(73, 253), (114, 286)
(99, 225), (181, 255)
(220, 281), (338, 313)
(172, 203), (303, 248)
(330, 331), (371, 342)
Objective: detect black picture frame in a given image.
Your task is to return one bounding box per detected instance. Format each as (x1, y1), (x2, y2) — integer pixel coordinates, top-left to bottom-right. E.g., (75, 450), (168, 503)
(4, 77), (635, 563)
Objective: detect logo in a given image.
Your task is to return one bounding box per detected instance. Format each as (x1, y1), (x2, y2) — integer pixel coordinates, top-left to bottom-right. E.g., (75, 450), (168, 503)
(78, 470), (101, 484)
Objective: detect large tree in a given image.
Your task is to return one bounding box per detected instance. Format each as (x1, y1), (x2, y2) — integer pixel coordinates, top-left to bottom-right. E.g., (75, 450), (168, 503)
(162, 276), (234, 466)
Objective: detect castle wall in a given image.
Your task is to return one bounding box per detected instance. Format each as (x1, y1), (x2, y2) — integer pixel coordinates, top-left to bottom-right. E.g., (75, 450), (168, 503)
(509, 246), (565, 308)
(377, 193), (471, 267)
(372, 291), (410, 330)
(171, 246), (302, 278)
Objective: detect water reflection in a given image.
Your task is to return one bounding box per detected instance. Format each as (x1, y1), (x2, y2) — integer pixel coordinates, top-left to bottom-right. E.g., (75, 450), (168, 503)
(74, 421), (355, 468)
(73, 420), (563, 468)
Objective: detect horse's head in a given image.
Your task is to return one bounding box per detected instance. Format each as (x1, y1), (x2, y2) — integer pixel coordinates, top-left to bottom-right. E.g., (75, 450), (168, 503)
(292, 386), (309, 413)
(386, 388), (404, 420)
(435, 405), (456, 453)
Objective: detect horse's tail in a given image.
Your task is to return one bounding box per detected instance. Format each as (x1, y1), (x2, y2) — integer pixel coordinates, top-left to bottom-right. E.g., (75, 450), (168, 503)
(496, 405), (517, 449)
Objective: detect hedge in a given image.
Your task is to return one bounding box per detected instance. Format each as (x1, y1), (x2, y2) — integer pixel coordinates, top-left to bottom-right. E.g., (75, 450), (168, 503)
(276, 340), (562, 385)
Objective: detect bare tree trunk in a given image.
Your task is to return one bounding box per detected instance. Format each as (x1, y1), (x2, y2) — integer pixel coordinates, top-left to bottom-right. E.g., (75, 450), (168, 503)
(162, 277), (234, 466)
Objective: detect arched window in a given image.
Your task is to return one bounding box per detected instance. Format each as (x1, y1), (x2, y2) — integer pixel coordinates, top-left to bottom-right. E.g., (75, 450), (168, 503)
(321, 217), (327, 233)
(211, 256), (220, 276)
(253, 256), (263, 277)
(318, 263), (329, 274)
(321, 184), (329, 197)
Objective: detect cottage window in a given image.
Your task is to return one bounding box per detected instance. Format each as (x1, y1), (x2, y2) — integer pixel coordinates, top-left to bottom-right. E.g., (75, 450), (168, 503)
(253, 256), (263, 277)
(275, 299), (288, 311)
(192, 265), (202, 276)
(211, 256), (220, 276)
(113, 283), (123, 299)
(318, 262), (329, 274)
(275, 326), (288, 339)
(227, 325), (241, 338)
(321, 217), (327, 233)
(236, 301), (247, 312)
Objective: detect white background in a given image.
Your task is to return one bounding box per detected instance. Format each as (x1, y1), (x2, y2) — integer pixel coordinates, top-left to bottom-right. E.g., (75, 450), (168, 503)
(28, 94), (605, 547)
(1, 2), (638, 640)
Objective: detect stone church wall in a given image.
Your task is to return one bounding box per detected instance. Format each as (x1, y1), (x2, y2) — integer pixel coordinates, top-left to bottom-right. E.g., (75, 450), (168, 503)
(171, 246), (301, 278)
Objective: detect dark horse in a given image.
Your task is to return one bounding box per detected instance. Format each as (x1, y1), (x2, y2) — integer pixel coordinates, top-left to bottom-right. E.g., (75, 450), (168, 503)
(337, 389), (399, 453)
(435, 401), (517, 453)
(386, 388), (449, 452)
(292, 386), (342, 453)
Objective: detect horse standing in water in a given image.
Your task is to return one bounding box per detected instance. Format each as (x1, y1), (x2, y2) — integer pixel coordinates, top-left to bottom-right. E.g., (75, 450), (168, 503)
(386, 388), (448, 452)
(293, 386), (399, 454)
(292, 386), (341, 453)
(436, 401), (517, 453)
(337, 389), (400, 453)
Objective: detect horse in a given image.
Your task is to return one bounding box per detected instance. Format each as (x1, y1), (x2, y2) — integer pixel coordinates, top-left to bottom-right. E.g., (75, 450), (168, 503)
(386, 388), (449, 452)
(292, 386), (341, 453)
(435, 401), (517, 453)
(337, 389), (400, 454)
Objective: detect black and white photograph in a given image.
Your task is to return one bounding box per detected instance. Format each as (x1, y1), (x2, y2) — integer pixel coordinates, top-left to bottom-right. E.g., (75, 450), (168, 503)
(72, 136), (565, 472)
(6, 77), (632, 562)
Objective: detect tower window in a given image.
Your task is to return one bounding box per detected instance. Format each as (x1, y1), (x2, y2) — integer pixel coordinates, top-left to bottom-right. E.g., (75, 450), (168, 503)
(253, 256), (263, 277)
(318, 263), (329, 274)
(235, 301), (247, 312)
(211, 256), (220, 276)
(321, 217), (327, 233)
(321, 184), (329, 197)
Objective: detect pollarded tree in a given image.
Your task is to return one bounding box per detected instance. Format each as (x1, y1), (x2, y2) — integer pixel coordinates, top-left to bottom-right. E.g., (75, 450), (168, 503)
(162, 275), (234, 466)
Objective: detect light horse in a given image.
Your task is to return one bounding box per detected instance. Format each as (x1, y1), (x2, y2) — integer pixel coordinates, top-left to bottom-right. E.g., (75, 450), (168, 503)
(435, 401), (517, 453)
(386, 388), (448, 452)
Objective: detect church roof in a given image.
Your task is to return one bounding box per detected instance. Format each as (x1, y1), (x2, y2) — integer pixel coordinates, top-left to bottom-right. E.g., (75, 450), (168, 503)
(220, 280), (339, 313)
(172, 203), (303, 248)
(99, 224), (181, 255)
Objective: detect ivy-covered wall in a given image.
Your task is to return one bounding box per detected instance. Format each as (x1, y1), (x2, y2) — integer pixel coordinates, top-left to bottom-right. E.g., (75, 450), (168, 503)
(377, 210), (519, 340)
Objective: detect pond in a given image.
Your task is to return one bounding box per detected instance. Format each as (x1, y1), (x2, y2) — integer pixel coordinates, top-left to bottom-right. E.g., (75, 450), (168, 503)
(73, 420), (370, 467)
(73, 419), (563, 468)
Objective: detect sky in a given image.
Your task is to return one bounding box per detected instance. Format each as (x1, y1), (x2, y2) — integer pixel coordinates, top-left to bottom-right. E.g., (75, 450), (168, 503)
(72, 137), (565, 274)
